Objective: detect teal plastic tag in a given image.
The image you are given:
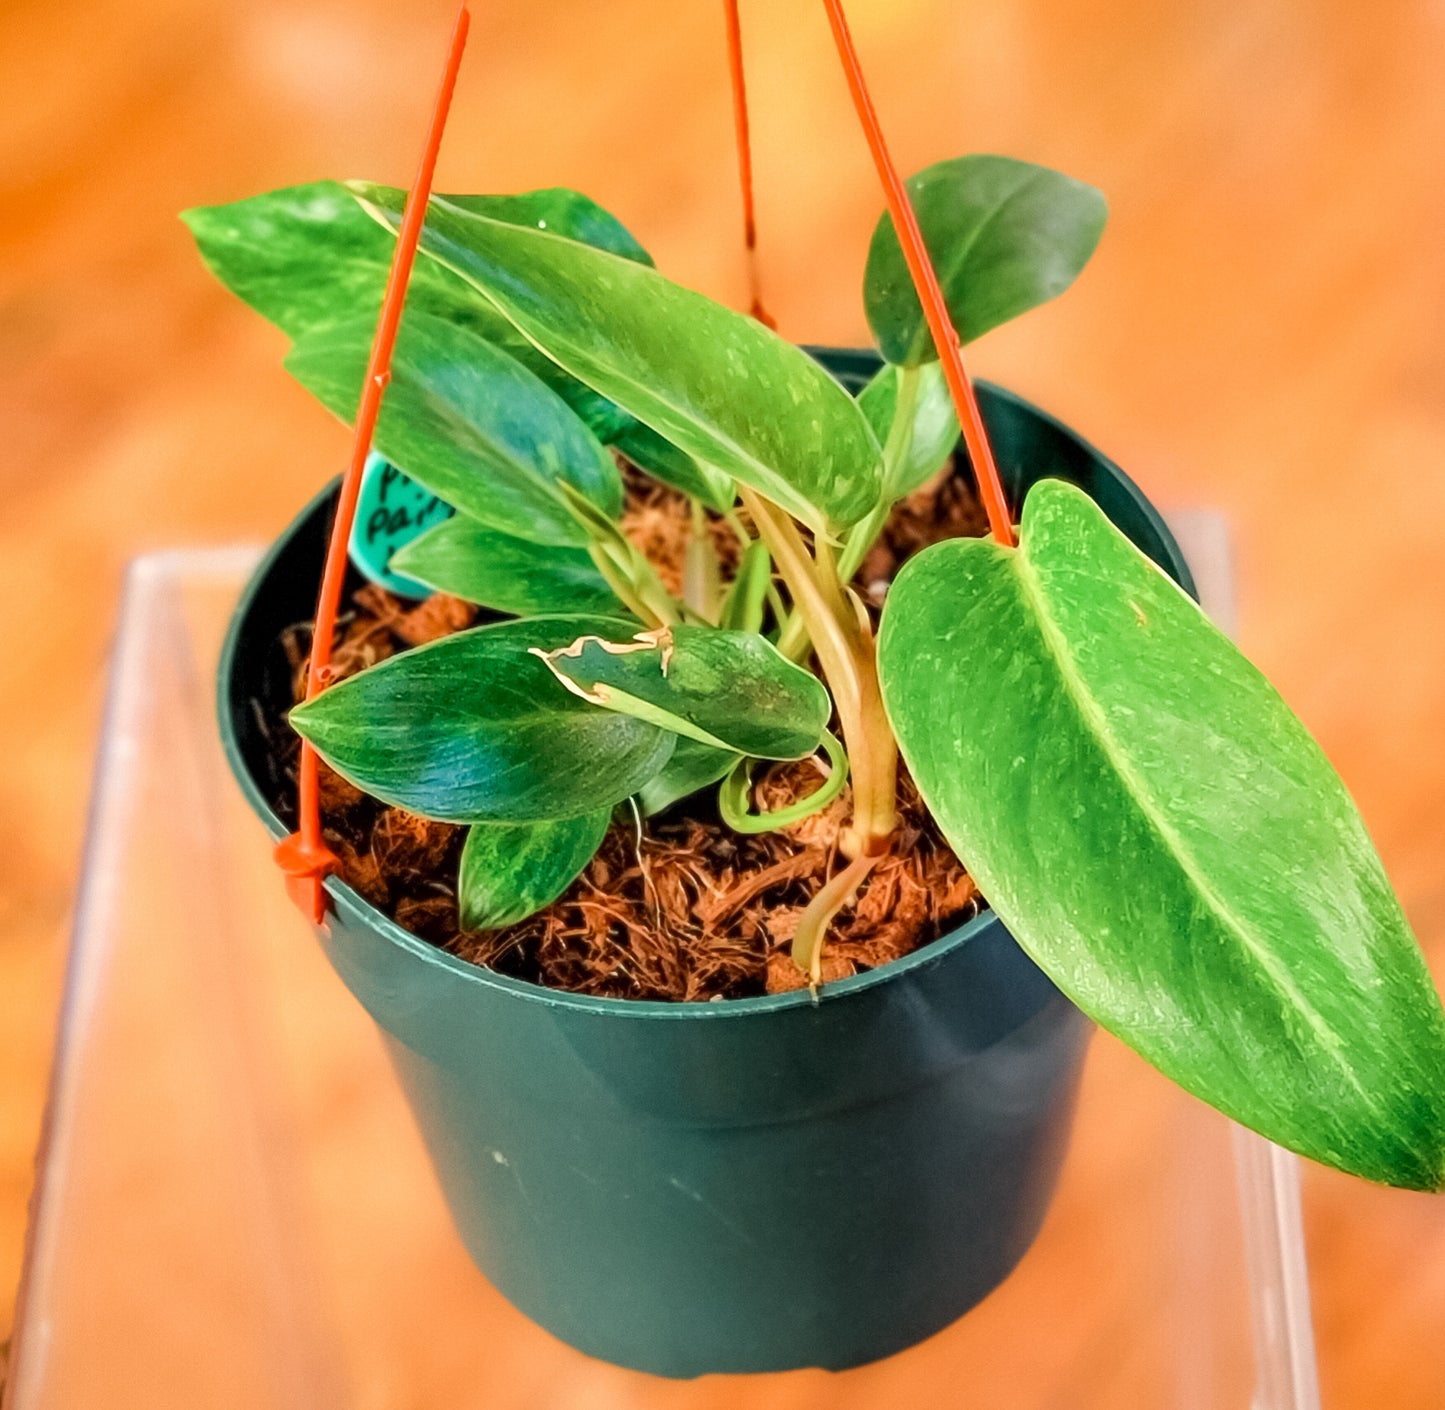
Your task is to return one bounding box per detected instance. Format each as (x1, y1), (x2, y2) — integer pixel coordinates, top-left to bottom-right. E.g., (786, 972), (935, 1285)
(348, 452), (456, 598)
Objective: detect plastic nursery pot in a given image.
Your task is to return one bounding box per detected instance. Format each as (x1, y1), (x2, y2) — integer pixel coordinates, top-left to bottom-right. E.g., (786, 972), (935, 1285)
(219, 349), (1194, 1378)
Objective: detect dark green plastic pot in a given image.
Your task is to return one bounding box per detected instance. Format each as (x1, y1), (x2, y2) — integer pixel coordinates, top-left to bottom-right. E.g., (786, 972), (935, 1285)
(219, 351), (1193, 1378)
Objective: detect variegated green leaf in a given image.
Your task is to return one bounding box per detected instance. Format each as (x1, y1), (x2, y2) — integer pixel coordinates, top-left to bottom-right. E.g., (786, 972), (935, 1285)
(285, 311), (621, 546)
(537, 623), (830, 761)
(391, 515), (624, 617)
(865, 155), (1106, 366)
(291, 616), (673, 823)
(353, 184), (882, 534)
(878, 478), (1445, 1189)
(459, 811), (610, 929)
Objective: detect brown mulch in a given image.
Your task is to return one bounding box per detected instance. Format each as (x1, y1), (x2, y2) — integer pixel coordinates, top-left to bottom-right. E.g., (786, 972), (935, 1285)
(445, 767), (978, 1001)
(266, 457), (989, 1002)
(617, 462), (743, 596)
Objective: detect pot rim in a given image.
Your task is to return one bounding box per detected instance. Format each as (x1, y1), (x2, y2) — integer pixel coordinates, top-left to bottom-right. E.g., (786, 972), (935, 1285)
(220, 370), (1192, 1023)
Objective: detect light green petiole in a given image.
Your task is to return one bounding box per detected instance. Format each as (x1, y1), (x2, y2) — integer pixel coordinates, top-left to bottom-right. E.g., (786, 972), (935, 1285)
(717, 731), (850, 835)
(682, 500), (722, 624)
(838, 361), (921, 583)
(775, 363), (923, 661)
(560, 481), (681, 628)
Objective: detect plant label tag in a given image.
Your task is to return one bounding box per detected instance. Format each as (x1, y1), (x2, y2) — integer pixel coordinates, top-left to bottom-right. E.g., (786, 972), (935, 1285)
(348, 452), (456, 598)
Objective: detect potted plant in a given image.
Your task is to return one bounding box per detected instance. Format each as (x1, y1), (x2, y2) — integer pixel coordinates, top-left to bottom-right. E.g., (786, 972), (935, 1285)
(187, 46), (1445, 1381)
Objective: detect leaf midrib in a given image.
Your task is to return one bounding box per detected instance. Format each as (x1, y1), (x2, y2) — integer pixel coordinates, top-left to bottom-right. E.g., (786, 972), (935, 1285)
(1010, 546), (1373, 1108)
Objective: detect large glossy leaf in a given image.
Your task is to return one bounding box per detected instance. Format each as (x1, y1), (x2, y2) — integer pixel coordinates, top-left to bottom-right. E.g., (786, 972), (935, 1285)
(877, 478), (1445, 1189)
(865, 155), (1107, 366)
(185, 180), (482, 341)
(537, 624), (830, 760)
(291, 615), (674, 823)
(391, 515), (624, 617)
(184, 183), (652, 340)
(858, 361), (961, 498)
(181, 180), (647, 438)
(458, 811), (610, 929)
(402, 188), (651, 441)
(353, 184), (882, 534)
(443, 190), (651, 266)
(285, 311), (621, 546)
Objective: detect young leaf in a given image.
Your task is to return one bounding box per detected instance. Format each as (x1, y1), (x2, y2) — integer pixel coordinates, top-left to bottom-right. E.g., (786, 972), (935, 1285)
(291, 616), (674, 823)
(536, 624), (830, 761)
(638, 736), (739, 817)
(858, 362), (961, 499)
(390, 515), (624, 617)
(719, 540), (772, 634)
(864, 155), (1107, 366)
(877, 478), (1445, 1190)
(285, 310), (622, 546)
(181, 180), (647, 438)
(458, 811), (610, 929)
(352, 184), (882, 534)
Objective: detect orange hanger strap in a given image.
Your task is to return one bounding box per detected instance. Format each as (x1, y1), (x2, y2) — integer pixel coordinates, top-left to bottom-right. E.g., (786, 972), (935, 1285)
(274, 821), (338, 927)
(277, 0), (472, 924)
(722, 0), (775, 328)
(819, 0), (1014, 548)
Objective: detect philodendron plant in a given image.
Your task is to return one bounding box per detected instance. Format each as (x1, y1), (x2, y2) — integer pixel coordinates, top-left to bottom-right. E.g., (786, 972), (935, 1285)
(187, 153), (1445, 1191)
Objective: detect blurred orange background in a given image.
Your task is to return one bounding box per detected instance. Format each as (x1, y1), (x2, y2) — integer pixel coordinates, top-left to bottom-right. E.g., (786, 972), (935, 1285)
(3, 0), (1444, 1401)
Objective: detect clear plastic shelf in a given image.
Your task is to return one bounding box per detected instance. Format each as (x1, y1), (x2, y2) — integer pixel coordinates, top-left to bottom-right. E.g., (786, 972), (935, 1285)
(6, 520), (1320, 1409)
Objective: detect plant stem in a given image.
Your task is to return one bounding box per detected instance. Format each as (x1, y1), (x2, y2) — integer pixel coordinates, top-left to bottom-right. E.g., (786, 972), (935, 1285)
(558, 480), (682, 628)
(587, 544), (666, 627)
(722, 507), (753, 547)
(775, 357), (920, 654)
(792, 851), (880, 988)
(719, 730), (849, 834)
(632, 553), (684, 626)
(682, 500), (723, 623)
(774, 605), (809, 662)
(725, 506), (789, 629)
(739, 488), (898, 857)
(838, 361), (920, 583)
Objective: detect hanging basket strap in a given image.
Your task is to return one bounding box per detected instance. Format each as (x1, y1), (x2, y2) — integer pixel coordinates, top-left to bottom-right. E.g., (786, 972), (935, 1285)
(275, 2), (472, 927)
(273, 0), (1009, 925)
(273, 832), (341, 923)
(819, 0), (1014, 548)
(722, 0), (774, 328)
